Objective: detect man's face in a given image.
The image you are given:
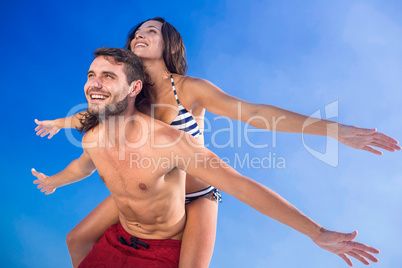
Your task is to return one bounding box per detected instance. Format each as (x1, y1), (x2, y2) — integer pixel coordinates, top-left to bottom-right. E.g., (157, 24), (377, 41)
(84, 56), (130, 117)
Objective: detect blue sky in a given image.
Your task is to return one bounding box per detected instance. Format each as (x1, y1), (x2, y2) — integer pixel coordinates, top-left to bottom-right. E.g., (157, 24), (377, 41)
(1, 0), (402, 267)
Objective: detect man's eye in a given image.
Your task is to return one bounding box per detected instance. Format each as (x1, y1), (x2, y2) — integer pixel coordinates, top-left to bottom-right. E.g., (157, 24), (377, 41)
(88, 74), (94, 78)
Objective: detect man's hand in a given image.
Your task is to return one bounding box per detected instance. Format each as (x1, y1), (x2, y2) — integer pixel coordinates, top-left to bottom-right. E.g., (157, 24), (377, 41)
(313, 229), (380, 266)
(338, 124), (400, 155)
(34, 119), (60, 139)
(32, 168), (56, 195)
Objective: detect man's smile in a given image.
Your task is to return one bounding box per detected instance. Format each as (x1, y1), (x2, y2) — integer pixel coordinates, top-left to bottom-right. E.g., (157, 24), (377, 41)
(90, 94), (109, 101)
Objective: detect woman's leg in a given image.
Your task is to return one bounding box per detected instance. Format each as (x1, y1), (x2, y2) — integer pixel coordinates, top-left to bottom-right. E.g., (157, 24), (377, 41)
(66, 195), (119, 268)
(179, 176), (219, 268)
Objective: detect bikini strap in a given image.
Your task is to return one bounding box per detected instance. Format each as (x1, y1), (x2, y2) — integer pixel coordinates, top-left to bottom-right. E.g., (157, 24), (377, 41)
(170, 73), (181, 105)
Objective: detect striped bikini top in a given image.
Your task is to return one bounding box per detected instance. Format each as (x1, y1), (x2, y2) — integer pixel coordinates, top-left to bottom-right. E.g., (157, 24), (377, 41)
(169, 74), (201, 138)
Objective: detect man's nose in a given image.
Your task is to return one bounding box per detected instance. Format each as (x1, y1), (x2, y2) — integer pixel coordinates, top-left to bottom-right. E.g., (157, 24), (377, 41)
(90, 77), (102, 88)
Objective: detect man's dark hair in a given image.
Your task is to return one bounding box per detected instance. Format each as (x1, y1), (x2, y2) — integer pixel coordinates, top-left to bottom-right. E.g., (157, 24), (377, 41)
(125, 17), (188, 75)
(78, 47), (149, 133)
(94, 47), (145, 85)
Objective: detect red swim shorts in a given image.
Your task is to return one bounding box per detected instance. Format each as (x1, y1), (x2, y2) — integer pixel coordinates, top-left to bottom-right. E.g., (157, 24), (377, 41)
(78, 223), (181, 268)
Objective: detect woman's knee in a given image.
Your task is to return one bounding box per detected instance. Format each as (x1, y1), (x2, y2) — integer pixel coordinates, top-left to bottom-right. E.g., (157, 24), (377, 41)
(66, 227), (81, 250)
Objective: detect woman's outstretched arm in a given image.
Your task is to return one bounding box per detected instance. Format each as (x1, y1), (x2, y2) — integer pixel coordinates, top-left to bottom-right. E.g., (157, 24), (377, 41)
(35, 112), (86, 138)
(185, 77), (400, 155)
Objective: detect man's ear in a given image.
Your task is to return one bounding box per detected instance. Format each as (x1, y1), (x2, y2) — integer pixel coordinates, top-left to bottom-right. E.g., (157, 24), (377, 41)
(129, 80), (143, 97)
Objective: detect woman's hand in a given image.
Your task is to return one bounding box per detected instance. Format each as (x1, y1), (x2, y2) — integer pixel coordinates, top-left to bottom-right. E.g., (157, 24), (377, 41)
(34, 119), (60, 139)
(338, 124), (401, 155)
(313, 229), (380, 266)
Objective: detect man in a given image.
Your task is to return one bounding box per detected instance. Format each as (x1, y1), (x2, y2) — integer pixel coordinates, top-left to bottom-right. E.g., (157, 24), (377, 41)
(32, 47), (379, 267)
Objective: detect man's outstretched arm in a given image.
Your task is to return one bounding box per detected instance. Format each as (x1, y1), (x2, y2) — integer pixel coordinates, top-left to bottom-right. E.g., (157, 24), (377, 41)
(178, 145), (379, 266)
(32, 149), (95, 194)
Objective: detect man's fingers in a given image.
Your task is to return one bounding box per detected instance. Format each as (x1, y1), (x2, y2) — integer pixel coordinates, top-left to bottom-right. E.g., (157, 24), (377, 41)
(345, 241), (380, 254)
(32, 168), (52, 194)
(338, 253), (353, 267)
(352, 249), (379, 263)
(31, 169), (44, 179)
(40, 131), (49, 138)
(48, 133), (54, 139)
(35, 125), (42, 131)
(36, 129), (46, 136)
(339, 230), (358, 241)
(34, 119), (42, 127)
(348, 251), (369, 265)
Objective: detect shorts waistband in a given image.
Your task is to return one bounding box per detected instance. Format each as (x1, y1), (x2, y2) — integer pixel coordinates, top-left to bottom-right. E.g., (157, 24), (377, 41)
(115, 223), (182, 248)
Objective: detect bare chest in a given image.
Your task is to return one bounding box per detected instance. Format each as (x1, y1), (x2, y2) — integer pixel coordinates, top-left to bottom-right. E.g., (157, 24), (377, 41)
(89, 146), (177, 199)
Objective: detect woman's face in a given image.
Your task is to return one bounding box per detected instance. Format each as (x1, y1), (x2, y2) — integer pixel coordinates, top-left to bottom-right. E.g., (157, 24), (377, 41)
(130, 20), (164, 61)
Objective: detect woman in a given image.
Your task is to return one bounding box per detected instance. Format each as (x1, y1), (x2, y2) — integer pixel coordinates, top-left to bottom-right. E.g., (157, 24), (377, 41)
(35, 17), (400, 267)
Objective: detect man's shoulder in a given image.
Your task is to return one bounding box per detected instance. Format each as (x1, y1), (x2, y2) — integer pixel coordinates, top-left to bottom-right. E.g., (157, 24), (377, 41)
(82, 125), (100, 144)
(152, 120), (197, 151)
(153, 121), (183, 143)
